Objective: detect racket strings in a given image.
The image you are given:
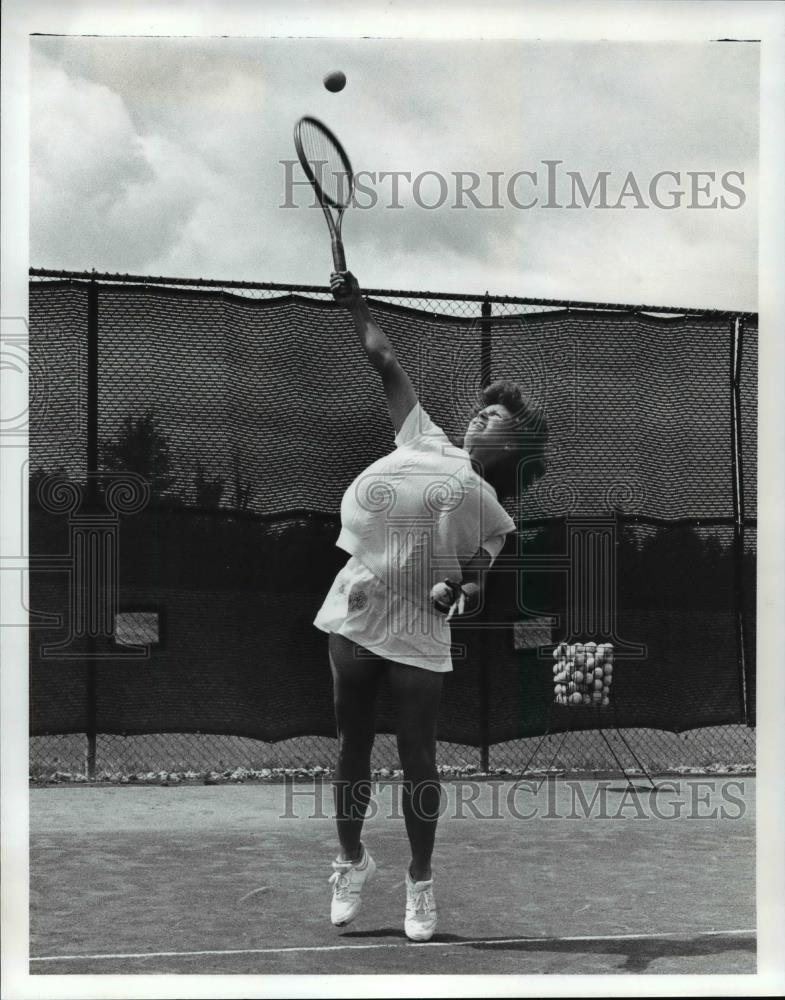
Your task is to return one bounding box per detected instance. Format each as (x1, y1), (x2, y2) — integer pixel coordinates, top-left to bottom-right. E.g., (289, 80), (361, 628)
(298, 121), (352, 207)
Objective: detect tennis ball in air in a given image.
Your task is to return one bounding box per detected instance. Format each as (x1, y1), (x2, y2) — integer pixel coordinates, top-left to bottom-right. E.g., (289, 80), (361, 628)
(324, 70), (347, 92)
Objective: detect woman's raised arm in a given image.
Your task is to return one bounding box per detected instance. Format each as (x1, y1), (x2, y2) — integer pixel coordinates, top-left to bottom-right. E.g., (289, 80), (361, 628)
(331, 271), (418, 434)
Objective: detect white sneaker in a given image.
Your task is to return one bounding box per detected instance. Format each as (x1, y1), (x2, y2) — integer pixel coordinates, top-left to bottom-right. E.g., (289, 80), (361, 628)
(328, 846), (376, 926)
(405, 871), (437, 941)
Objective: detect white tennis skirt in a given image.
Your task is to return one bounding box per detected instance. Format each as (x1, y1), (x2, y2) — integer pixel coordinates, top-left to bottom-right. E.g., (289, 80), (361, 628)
(313, 556), (454, 673)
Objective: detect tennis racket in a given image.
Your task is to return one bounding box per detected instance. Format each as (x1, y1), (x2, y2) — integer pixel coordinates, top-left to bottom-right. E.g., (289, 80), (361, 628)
(294, 116), (354, 271)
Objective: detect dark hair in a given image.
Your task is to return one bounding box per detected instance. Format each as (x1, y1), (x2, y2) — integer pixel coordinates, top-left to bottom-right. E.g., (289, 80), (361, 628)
(477, 379), (548, 498)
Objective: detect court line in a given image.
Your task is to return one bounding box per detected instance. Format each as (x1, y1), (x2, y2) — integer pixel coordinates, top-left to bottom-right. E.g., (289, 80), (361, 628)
(30, 928), (756, 963)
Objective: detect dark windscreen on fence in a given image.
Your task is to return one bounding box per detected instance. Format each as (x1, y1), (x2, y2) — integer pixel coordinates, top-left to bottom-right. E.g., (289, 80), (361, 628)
(28, 277), (756, 744)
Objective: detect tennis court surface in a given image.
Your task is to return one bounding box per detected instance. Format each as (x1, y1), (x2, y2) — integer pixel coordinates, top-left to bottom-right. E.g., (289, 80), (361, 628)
(30, 777), (755, 975)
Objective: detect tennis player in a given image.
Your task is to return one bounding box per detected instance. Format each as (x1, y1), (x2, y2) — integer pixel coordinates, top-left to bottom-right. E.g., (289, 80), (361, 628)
(315, 271), (547, 941)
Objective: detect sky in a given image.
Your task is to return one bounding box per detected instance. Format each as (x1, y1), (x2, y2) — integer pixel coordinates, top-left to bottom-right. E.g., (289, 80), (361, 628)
(30, 36), (759, 310)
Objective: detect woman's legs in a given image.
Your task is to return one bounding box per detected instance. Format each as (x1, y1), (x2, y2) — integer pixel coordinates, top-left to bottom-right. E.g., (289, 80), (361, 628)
(329, 633), (385, 862)
(388, 662), (443, 881)
(329, 635), (443, 879)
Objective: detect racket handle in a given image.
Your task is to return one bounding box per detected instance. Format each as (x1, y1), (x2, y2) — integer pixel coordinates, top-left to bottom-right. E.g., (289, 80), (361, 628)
(331, 237), (346, 272)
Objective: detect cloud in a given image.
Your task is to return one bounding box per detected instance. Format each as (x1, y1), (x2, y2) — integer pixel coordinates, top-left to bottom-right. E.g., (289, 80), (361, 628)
(31, 48), (212, 272)
(30, 37), (758, 309)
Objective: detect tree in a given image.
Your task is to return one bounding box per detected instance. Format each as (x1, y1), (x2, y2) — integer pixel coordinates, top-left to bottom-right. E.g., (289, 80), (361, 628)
(101, 410), (176, 502)
(194, 460), (226, 508)
(231, 445), (253, 512)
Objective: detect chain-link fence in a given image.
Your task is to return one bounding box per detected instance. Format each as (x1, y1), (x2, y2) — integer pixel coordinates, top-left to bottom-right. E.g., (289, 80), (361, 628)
(30, 726), (755, 782)
(27, 269), (756, 781)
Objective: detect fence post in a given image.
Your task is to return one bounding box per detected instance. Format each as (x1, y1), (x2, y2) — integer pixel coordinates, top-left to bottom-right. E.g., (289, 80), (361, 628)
(85, 274), (99, 777)
(479, 294), (492, 771)
(729, 315), (750, 724)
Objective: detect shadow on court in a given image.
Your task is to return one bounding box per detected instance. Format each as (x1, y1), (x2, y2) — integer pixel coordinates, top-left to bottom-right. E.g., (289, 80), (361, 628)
(342, 928), (755, 974)
(29, 778), (755, 975)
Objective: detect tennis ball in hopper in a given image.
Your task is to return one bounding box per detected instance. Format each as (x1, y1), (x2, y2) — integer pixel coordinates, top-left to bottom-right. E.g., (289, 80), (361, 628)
(324, 70), (347, 92)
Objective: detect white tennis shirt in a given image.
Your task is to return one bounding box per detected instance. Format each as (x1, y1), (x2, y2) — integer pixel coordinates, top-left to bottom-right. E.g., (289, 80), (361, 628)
(314, 402), (516, 671)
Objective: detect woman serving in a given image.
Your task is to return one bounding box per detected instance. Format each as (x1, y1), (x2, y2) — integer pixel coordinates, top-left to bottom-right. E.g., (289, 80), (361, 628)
(315, 271), (547, 941)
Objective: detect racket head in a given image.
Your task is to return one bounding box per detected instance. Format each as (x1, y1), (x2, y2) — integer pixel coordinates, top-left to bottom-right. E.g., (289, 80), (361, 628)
(294, 115), (354, 209)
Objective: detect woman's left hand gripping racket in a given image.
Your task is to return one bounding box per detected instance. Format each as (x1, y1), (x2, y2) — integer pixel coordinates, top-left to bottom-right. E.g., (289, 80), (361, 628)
(294, 116), (354, 271)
